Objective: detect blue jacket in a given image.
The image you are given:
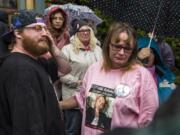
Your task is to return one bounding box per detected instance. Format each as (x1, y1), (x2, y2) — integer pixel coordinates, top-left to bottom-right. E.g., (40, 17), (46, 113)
(137, 37), (176, 103)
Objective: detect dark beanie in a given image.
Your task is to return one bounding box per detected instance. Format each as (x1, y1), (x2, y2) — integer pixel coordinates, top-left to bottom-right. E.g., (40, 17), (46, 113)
(71, 19), (88, 35)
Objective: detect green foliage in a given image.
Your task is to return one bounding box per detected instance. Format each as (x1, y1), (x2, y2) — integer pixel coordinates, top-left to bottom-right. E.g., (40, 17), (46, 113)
(166, 37), (180, 84)
(166, 37), (180, 68)
(94, 9), (114, 43)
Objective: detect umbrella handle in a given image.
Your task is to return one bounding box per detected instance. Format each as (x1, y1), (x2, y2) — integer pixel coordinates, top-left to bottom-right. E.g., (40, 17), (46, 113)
(148, 28), (156, 48)
(148, 0), (164, 48)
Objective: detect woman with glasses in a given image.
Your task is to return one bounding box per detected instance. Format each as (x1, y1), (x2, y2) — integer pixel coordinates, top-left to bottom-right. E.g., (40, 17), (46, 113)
(60, 19), (102, 135)
(59, 22), (159, 135)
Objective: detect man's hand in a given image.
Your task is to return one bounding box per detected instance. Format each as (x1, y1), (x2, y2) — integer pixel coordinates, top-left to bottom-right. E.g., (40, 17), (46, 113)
(45, 30), (56, 53)
(44, 30), (71, 74)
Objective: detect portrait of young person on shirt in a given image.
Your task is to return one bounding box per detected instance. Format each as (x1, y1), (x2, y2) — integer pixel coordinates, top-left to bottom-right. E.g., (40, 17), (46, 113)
(85, 89), (112, 130)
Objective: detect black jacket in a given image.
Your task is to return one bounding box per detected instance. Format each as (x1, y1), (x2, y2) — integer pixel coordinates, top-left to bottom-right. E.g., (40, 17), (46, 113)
(0, 53), (64, 135)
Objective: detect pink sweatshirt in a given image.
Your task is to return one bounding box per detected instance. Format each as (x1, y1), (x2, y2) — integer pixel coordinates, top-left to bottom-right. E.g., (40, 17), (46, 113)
(75, 61), (159, 135)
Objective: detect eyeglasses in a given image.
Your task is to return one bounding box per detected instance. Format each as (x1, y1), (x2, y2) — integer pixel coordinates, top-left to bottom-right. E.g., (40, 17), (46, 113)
(25, 25), (48, 32)
(78, 29), (90, 33)
(110, 43), (133, 53)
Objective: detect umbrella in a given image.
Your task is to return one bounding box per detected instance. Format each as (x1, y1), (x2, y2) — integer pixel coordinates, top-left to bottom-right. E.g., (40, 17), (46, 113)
(116, 0), (180, 38)
(165, 1), (180, 37)
(44, 3), (103, 27)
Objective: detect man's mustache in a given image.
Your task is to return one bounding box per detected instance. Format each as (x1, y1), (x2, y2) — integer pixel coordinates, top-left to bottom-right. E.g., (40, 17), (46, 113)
(39, 36), (49, 42)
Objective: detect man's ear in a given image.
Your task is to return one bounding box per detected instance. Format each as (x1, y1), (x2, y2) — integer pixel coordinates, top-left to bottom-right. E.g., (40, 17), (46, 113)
(14, 30), (22, 39)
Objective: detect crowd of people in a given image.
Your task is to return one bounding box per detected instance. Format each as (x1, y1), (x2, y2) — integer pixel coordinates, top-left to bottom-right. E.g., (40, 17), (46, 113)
(0, 4), (177, 135)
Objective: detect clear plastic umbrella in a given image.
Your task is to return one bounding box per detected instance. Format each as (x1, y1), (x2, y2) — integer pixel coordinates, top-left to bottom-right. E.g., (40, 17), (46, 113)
(44, 3), (103, 26)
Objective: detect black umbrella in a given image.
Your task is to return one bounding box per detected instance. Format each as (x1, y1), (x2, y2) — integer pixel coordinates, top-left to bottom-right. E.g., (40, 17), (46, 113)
(117, 0), (180, 38)
(165, 1), (180, 37)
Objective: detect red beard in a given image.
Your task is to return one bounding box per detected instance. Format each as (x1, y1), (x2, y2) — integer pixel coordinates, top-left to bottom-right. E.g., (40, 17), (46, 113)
(22, 35), (50, 57)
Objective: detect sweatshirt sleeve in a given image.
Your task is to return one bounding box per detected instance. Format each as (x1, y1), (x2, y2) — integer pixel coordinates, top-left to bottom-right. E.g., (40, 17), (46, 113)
(138, 68), (159, 127)
(74, 65), (92, 110)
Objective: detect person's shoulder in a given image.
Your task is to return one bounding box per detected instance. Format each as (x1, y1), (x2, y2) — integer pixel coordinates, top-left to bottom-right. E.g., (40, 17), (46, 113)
(0, 53), (39, 81)
(2, 53), (37, 71)
(85, 61), (102, 74)
(89, 61), (102, 69)
(132, 64), (152, 76)
(94, 45), (102, 51)
(61, 43), (73, 50)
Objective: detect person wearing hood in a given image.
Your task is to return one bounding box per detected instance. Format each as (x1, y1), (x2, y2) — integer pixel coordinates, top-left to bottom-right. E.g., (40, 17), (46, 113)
(148, 33), (175, 70)
(45, 6), (70, 50)
(44, 6), (70, 100)
(137, 37), (176, 103)
(60, 19), (102, 135)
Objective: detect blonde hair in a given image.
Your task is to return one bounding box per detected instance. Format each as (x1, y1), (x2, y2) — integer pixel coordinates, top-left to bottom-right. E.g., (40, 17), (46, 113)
(70, 26), (99, 54)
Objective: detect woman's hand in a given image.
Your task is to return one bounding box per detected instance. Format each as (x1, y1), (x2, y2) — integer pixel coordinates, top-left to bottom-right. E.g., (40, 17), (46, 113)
(138, 47), (151, 60)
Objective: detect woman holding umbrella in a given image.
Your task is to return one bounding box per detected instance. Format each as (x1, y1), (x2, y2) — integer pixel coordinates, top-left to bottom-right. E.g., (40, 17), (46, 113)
(137, 37), (176, 103)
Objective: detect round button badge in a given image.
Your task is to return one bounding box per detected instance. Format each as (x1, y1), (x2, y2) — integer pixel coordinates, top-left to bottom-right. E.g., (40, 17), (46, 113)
(115, 84), (131, 97)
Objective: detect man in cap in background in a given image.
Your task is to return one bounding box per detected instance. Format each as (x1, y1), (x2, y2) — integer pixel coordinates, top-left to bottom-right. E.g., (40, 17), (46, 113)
(0, 9), (71, 135)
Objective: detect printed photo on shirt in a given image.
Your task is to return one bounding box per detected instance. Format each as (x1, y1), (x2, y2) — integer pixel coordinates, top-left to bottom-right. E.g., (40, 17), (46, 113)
(85, 84), (116, 131)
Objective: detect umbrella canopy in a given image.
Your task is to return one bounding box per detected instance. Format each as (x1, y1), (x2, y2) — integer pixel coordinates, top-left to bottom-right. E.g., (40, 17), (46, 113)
(44, 3), (103, 27)
(165, 1), (180, 37)
(117, 0), (180, 38)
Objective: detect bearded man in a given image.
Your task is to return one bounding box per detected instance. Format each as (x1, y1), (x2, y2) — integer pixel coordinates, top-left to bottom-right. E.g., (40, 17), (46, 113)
(0, 9), (71, 135)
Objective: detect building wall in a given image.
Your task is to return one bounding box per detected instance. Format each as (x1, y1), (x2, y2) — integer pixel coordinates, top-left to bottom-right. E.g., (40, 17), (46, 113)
(17, 0), (45, 14)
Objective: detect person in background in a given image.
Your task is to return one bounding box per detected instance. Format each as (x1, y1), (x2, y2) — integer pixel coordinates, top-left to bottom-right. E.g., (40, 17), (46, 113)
(60, 19), (102, 135)
(70, 19), (96, 35)
(59, 22), (159, 135)
(45, 6), (70, 100)
(0, 10), (9, 55)
(0, 10), (8, 24)
(45, 6), (70, 50)
(137, 37), (176, 103)
(0, 9), (71, 135)
(148, 33), (175, 70)
(0, 22), (9, 55)
(157, 38), (175, 70)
